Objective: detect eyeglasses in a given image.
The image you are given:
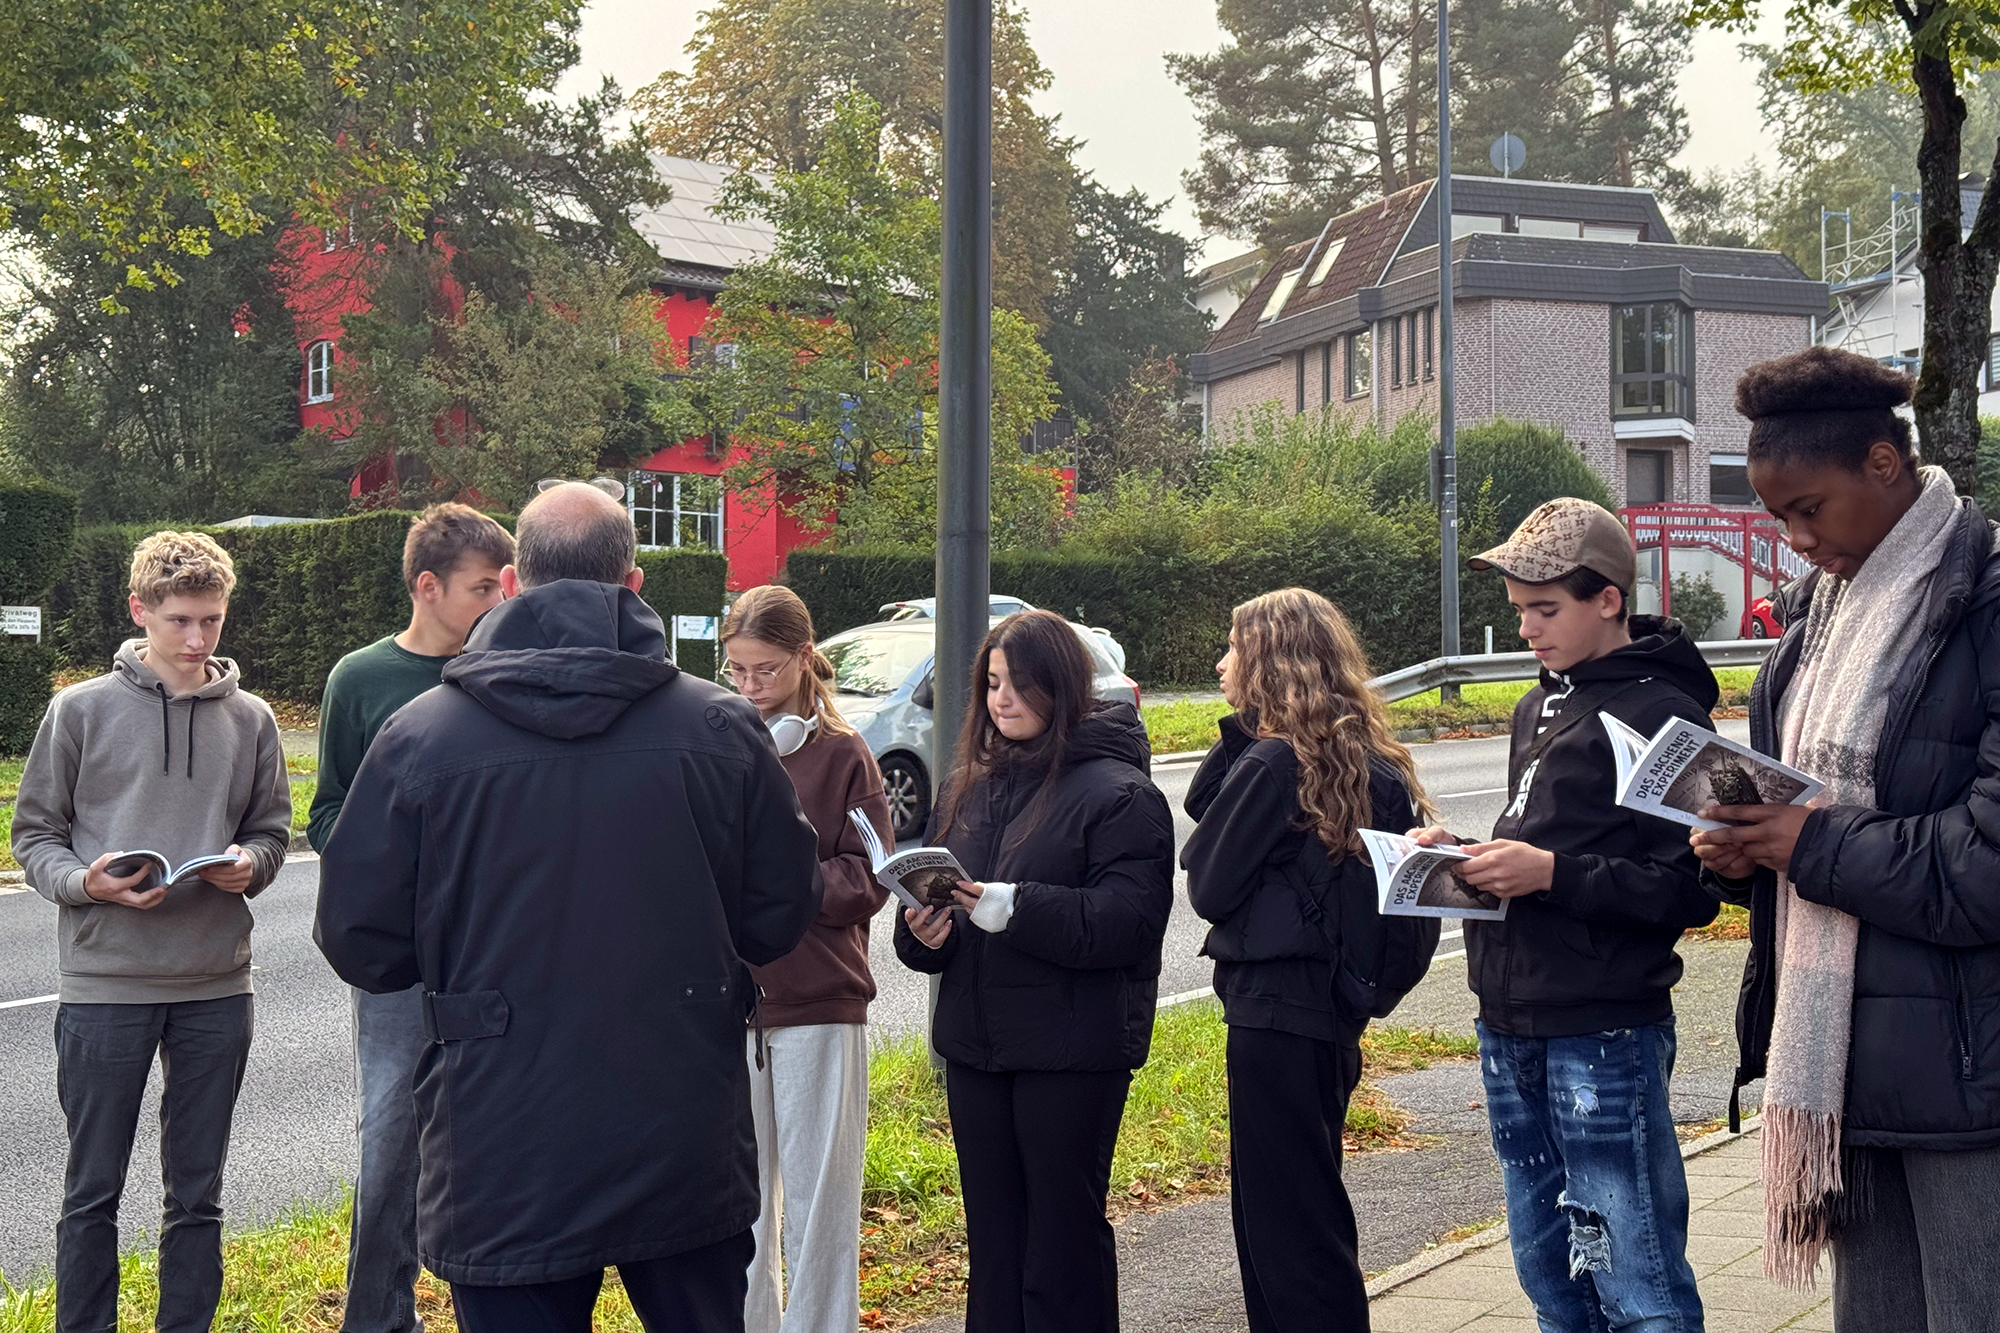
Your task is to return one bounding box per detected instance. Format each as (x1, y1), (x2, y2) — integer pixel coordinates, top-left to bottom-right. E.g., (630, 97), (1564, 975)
(535, 476), (627, 502)
(724, 662), (791, 687)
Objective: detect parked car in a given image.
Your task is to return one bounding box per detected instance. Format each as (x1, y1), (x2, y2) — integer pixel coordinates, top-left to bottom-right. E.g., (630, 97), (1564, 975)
(1740, 595), (1781, 639)
(817, 616), (1139, 840)
(876, 595), (1129, 671)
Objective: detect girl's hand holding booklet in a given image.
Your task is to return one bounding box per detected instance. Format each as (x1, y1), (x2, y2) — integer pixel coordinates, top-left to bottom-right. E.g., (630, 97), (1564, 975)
(1357, 829), (1509, 921)
(848, 809), (971, 912)
(1599, 715), (1822, 831)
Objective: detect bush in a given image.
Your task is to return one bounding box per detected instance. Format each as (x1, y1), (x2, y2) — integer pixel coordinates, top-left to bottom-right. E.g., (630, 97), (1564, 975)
(0, 643), (58, 754)
(0, 480), (79, 753)
(47, 516), (729, 703)
(635, 548), (730, 680)
(1670, 572), (1727, 638)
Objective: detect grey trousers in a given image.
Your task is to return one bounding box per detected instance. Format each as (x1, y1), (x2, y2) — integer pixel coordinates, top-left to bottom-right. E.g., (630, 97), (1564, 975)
(1832, 1143), (2000, 1332)
(343, 985), (428, 1333)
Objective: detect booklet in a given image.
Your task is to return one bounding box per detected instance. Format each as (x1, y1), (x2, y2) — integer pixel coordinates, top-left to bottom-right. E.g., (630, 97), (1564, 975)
(102, 850), (239, 889)
(848, 809), (971, 913)
(1601, 714), (1823, 832)
(1357, 829), (1508, 921)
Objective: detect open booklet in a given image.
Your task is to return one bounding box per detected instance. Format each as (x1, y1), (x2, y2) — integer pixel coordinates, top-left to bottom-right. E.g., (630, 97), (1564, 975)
(102, 850), (239, 889)
(848, 809), (972, 913)
(1357, 829), (1508, 921)
(1601, 714), (1823, 831)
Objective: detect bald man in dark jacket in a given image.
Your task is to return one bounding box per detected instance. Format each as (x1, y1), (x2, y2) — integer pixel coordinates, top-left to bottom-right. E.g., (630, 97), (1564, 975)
(316, 483), (821, 1333)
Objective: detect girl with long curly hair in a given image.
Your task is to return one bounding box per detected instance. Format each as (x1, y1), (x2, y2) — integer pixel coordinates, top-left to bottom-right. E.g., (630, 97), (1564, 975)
(1181, 587), (1434, 1331)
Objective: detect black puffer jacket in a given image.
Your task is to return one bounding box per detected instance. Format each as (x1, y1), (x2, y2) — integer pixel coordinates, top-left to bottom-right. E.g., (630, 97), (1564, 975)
(1722, 500), (2000, 1149)
(315, 582), (822, 1284)
(1467, 616), (1722, 1037)
(893, 702), (1174, 1071)
(1183, 714), (1423, 1043)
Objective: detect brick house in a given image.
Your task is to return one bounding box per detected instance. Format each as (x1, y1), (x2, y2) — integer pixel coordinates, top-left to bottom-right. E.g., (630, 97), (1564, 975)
(1189, 177), (1829, 513)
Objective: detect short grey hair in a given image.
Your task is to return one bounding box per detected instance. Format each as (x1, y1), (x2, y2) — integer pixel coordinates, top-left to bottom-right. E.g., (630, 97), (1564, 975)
(514, 485), (638, 588)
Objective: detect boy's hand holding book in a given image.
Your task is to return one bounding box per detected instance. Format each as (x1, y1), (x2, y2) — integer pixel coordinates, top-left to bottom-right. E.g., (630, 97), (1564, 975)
(83, 852), (168, 909)
(194, 845), (255, 894)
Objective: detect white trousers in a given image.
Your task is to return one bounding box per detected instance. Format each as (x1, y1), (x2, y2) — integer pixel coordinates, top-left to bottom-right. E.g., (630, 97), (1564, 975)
(745, 1022), (870, 1333)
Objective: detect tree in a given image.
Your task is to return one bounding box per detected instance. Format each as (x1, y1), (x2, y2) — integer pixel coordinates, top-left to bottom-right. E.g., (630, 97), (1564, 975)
(0, 221), (345, 522)
(1169, 0), (1438, 250)
(1073, 356), (1204, 493)
(634, 0), (1077, 324)
(1042, 181), (1211, 430)
(1, 0), (593, 287)
(663, 94), (1057, 533)
(1687, 0), (2000, 491)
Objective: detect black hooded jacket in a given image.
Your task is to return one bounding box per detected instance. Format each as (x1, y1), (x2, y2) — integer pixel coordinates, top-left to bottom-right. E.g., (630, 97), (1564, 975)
(1183, 714), (1421, 1044)
(1465, 615), (1722, 1037)
(1720, 501), (2000, 1149)
(892, 702), (1174, 1072)
(315, 581), (821, 1286)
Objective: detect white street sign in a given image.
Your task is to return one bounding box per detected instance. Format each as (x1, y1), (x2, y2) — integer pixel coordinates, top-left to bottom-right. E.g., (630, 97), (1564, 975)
(1, 605), (42, 637)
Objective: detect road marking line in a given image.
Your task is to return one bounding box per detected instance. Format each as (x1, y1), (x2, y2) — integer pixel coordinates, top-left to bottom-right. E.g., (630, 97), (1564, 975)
(1437, 786), (1506, 799)
(0, 994), (58, 1011)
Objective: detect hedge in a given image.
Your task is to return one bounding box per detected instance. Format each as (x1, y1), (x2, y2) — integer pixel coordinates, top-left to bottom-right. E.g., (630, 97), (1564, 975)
(1, 480), (80, 753)
(637, 548), (729, 681)
(47, 515), (729, 704)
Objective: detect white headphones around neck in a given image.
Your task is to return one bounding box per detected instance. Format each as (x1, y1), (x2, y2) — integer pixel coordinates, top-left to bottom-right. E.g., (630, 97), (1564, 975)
(765, 712), (819, 757)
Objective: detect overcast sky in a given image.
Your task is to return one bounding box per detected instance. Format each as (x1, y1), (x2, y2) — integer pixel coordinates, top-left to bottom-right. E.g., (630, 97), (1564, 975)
(560, 0), (1787, 260)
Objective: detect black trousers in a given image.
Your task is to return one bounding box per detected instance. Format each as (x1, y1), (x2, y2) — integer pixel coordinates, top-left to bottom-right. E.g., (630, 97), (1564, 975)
(1832, 1144), (2000, 1332)
(54, 994), (254, 1333)
(1225, 1024), (1368, 1333)
(449, 1229), (754, 1333)
(945, 1063), (1133, 1333)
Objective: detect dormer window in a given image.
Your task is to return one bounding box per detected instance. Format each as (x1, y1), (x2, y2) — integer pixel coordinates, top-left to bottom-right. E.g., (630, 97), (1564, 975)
(1259, 268), (1304, 323)
(1309, 238), (1347, 286)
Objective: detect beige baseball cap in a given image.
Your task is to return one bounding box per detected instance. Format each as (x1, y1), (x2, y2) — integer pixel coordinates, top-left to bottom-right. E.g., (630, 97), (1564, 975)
(1468, 497), (1636, 589)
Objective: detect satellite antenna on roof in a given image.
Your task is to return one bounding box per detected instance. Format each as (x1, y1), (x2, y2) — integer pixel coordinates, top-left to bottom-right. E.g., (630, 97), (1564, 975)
(1490, 133), (1527, 179)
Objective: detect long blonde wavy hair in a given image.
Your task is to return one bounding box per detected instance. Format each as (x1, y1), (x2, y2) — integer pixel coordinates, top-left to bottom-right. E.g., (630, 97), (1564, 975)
(719, 585), (855, 738)
(1229, 588), (1435, 858)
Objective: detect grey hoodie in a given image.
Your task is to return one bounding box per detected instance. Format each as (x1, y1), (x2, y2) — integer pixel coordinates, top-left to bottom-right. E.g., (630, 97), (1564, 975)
(11, 640), (292, 1003)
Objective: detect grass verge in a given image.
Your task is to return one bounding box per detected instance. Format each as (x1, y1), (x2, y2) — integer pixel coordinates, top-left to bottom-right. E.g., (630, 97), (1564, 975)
(0, 1006), (1463, 1332)
(1687, 902), (1750, 943)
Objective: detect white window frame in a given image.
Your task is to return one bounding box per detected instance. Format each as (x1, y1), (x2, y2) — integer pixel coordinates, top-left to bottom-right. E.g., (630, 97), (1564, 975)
(305, 341), (335, 404)
(629, 471), (725, 552)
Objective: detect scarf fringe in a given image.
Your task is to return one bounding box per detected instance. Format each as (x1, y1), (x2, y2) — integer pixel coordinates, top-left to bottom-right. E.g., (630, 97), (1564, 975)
(1762, 1104), (1844, 1289)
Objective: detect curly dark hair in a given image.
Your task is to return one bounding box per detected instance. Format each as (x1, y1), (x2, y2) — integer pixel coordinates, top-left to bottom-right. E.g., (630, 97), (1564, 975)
(1734, 346), (1916, 471)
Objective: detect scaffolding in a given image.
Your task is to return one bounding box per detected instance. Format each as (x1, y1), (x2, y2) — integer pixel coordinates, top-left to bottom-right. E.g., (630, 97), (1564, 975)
(1819, 190), (1922, 371)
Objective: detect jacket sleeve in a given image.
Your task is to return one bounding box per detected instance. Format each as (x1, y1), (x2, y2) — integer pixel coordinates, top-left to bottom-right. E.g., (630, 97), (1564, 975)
(893, 899), (962, 972)
(1182, 753), (1293, 924)
(1789, 691), (2000, 945)
(314, 727), (424, 994)
(814, 752), (893, 930)
(235, 707), (293, 898)
(734, 737), (825, 966)
(11, 692), (94, 907)
(306, 663), (357, 854)
(1003, 782), (1176, 970)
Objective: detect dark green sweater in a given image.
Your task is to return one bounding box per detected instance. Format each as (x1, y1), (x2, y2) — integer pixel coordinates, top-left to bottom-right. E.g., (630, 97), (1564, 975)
(307, 634), (452, 852)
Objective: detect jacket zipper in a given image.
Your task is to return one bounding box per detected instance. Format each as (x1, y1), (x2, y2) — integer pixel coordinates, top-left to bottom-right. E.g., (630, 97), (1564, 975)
(1951, 952), (1976, 1081)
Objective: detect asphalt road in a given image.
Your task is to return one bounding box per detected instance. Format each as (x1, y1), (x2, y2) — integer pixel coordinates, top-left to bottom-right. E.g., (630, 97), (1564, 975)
(0, 723), (1745, 1285)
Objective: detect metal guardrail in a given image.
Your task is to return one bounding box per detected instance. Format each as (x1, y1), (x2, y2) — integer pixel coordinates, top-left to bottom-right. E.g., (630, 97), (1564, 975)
(1367, 638), (1778, 704)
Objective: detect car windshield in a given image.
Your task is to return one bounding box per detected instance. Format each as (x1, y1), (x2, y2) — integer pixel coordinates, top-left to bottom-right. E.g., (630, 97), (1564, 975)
(819, 630), (934, 697)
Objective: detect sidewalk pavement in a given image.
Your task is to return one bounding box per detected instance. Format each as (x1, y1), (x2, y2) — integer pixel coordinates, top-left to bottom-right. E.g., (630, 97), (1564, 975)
(1365, 1119), (1833, 1332)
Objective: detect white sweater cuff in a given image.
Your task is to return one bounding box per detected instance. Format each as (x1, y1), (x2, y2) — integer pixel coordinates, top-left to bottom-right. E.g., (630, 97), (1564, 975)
(969, 882), (1018, 933)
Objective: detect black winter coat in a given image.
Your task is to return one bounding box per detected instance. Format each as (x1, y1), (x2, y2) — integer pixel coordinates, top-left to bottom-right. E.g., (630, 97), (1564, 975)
(1722, 500), (2000, 1149)
(1183, 715), (1421, 1044)
(1467, 616), (1722, 1038)
(315, 582), (822, 1285)
(892, 703), (1174, 1071)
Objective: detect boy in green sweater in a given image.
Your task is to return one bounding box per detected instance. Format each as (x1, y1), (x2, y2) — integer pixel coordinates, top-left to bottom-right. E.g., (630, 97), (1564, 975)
(308, 503), (512, 1333)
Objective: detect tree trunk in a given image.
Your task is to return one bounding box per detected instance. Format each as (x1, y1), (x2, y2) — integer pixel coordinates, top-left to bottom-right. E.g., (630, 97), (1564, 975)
(1404, 0), (1424, 184)
(1908, 28), (1991, 493)
(1598, 0), (1632, 187)
(1357, 0), (1401, 192)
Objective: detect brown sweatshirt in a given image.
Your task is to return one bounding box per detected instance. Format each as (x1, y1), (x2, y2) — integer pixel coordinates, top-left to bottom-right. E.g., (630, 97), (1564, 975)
(750, 727), (894, 1027)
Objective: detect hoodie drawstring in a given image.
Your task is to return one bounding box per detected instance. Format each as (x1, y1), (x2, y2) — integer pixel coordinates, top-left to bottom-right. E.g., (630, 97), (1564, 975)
(154, 683), (200, 779)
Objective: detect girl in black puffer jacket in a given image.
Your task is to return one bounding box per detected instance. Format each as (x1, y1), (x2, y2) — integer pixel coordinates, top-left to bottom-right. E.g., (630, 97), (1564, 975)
(1182, 588), (1435, 1333)
(894, 610), (1174, 1333)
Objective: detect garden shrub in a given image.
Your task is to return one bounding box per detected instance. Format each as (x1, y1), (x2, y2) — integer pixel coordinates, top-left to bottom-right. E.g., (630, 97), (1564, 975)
(1669, 572), (1728, 639)
(0, 480), (80, 753)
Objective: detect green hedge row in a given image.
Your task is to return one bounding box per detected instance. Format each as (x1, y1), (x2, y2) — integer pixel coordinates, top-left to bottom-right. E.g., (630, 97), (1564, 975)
(1, 480), (80, 753)
(637, 548), (729, 681)
(47, 515), (729, 704)
(784, 507), (1458, 687)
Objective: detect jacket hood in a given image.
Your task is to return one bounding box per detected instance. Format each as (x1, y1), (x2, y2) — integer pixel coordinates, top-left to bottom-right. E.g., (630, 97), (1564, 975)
(443, 580), (678, 739)
(1065, 700), (1152, 770)
(113, 639), (242, 700)
(1550, 614), (1719, 711)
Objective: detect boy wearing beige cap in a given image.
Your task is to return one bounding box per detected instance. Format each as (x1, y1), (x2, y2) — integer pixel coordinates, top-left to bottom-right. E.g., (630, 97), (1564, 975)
(1412, 497), (1720, 1333)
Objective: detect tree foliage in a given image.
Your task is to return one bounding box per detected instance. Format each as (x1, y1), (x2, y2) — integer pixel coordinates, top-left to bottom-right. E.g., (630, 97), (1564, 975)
(1073, 356), (1204, 494)
(635, 0), (1078, 324)
(1, 0), (592, 286)
(662, 94), (1057, 535)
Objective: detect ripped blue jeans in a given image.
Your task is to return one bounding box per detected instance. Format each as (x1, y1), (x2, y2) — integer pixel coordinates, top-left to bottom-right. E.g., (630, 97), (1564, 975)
(1476, 1020), (1704, 1333)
